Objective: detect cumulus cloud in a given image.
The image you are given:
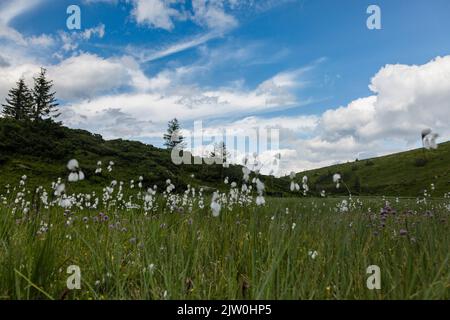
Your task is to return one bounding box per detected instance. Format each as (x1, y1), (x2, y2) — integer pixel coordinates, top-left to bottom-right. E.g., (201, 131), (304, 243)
(191, 56), (450, 173)
(1, 0), (448, 175)
(322, 56), (450, 144)
(48, 53), (130, 101)
(47, 55), (450, 174)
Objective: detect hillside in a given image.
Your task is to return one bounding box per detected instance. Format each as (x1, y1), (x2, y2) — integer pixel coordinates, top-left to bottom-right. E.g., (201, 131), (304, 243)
(297, 141), (450, 197)
(0, 118), (449, 197)
(0, 119), (287, 195)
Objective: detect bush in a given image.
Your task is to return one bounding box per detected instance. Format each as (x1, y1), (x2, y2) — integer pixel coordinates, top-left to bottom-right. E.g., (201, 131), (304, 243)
(414, 158), (428, 167)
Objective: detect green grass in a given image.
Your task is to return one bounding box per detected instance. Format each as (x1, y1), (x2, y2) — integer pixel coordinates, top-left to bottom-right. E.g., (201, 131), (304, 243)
(1, 196), (448, 300)
(1, 119), (449, 300)
(1, 118), (449, 197)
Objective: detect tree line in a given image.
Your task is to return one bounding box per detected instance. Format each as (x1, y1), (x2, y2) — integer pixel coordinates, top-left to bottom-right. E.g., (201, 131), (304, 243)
(2, 69), (228, 159)
(1, 68), (60, 122)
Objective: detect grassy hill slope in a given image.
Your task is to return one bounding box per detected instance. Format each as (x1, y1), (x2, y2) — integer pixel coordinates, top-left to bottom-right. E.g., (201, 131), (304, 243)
(0, 119), (287, 195)
(0, 118), (448, 197)
(297, 141), (450, 197)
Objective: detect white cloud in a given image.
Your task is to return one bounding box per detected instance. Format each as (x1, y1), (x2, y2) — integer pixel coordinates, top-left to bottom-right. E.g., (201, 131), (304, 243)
(58, 24), (106, 53)
(131, 0), (184, 31)
(48, 53), (130, 101)
(186, 56), (450, 173)
(60, 70), (306, 124)
(130, 0), (237, 32)
(0, 0), (45, 44)
(52, 55), (450, 174)
(322, 56), (450, 144)
(1, 0), (449, 178)
(191, 0), (238, 31)
(131, 31), (221, 63)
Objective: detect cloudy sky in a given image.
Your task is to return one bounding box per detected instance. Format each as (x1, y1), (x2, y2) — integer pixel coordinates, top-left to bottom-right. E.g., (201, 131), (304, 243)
(1, 0), (450, 174)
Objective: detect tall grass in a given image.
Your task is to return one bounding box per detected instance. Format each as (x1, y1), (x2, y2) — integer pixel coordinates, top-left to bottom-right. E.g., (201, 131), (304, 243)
(0, 197), (448, 300)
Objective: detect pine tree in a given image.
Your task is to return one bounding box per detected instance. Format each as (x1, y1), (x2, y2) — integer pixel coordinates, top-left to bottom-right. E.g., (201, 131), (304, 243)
(32, 68), (60, 121)
(210, 142), (229, 162)
(163, 118), (185, 149)
(1, 78), (33, 120)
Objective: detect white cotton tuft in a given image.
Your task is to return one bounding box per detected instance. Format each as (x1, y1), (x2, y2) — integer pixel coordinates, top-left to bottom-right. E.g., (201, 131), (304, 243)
(333, 173), (341, 183)
(211, 192), (221, 217)
(256, 195), (266, 206)
(256, 179), (265, 194)
(78, 171), (85, 181)
(68, 172), (79, 182)
(67, 159), (79, 171)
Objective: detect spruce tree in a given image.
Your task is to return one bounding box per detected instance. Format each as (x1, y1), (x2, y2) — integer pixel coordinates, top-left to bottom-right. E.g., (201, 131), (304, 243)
(210, 142), (228, 162)
(32, 68), (60, 121)
(1, 78), (33, 120)
(163, 118), (185, 149)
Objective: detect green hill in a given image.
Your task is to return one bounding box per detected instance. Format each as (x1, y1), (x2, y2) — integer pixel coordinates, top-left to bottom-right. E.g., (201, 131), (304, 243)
(297, 141), (450, 197)
(0, 118), (448, 197)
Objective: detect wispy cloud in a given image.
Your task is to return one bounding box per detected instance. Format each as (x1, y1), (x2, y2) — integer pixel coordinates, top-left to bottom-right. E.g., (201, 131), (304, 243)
(0, 0), (44, 43)
(129, 30), (223, 63)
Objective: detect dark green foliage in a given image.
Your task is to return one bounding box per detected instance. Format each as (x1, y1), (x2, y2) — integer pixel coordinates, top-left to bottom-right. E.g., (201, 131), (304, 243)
(365, 160), (375, 166)
(31, 68), (60, 122)
(414, 158), (428, 167)
(0, 119), (251, 194)
(1, 79), (33, 120)
(163, 118), (185, 149)
(0, 118), (449, 197)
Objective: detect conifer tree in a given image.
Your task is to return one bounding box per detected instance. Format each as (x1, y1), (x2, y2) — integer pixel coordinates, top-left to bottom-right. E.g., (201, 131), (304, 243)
(32, 68), (60, 121)
(1, 78), (33, 120)
(163, 118), (185, 149)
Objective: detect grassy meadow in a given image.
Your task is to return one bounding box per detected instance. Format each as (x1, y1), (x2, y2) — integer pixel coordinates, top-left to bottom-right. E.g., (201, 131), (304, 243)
(0, 120), (449, 300)
(0, 183), (448, 299)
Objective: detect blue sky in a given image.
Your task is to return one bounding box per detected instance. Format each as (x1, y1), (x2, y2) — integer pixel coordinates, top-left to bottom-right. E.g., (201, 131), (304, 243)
(1, 0), (450, 174)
